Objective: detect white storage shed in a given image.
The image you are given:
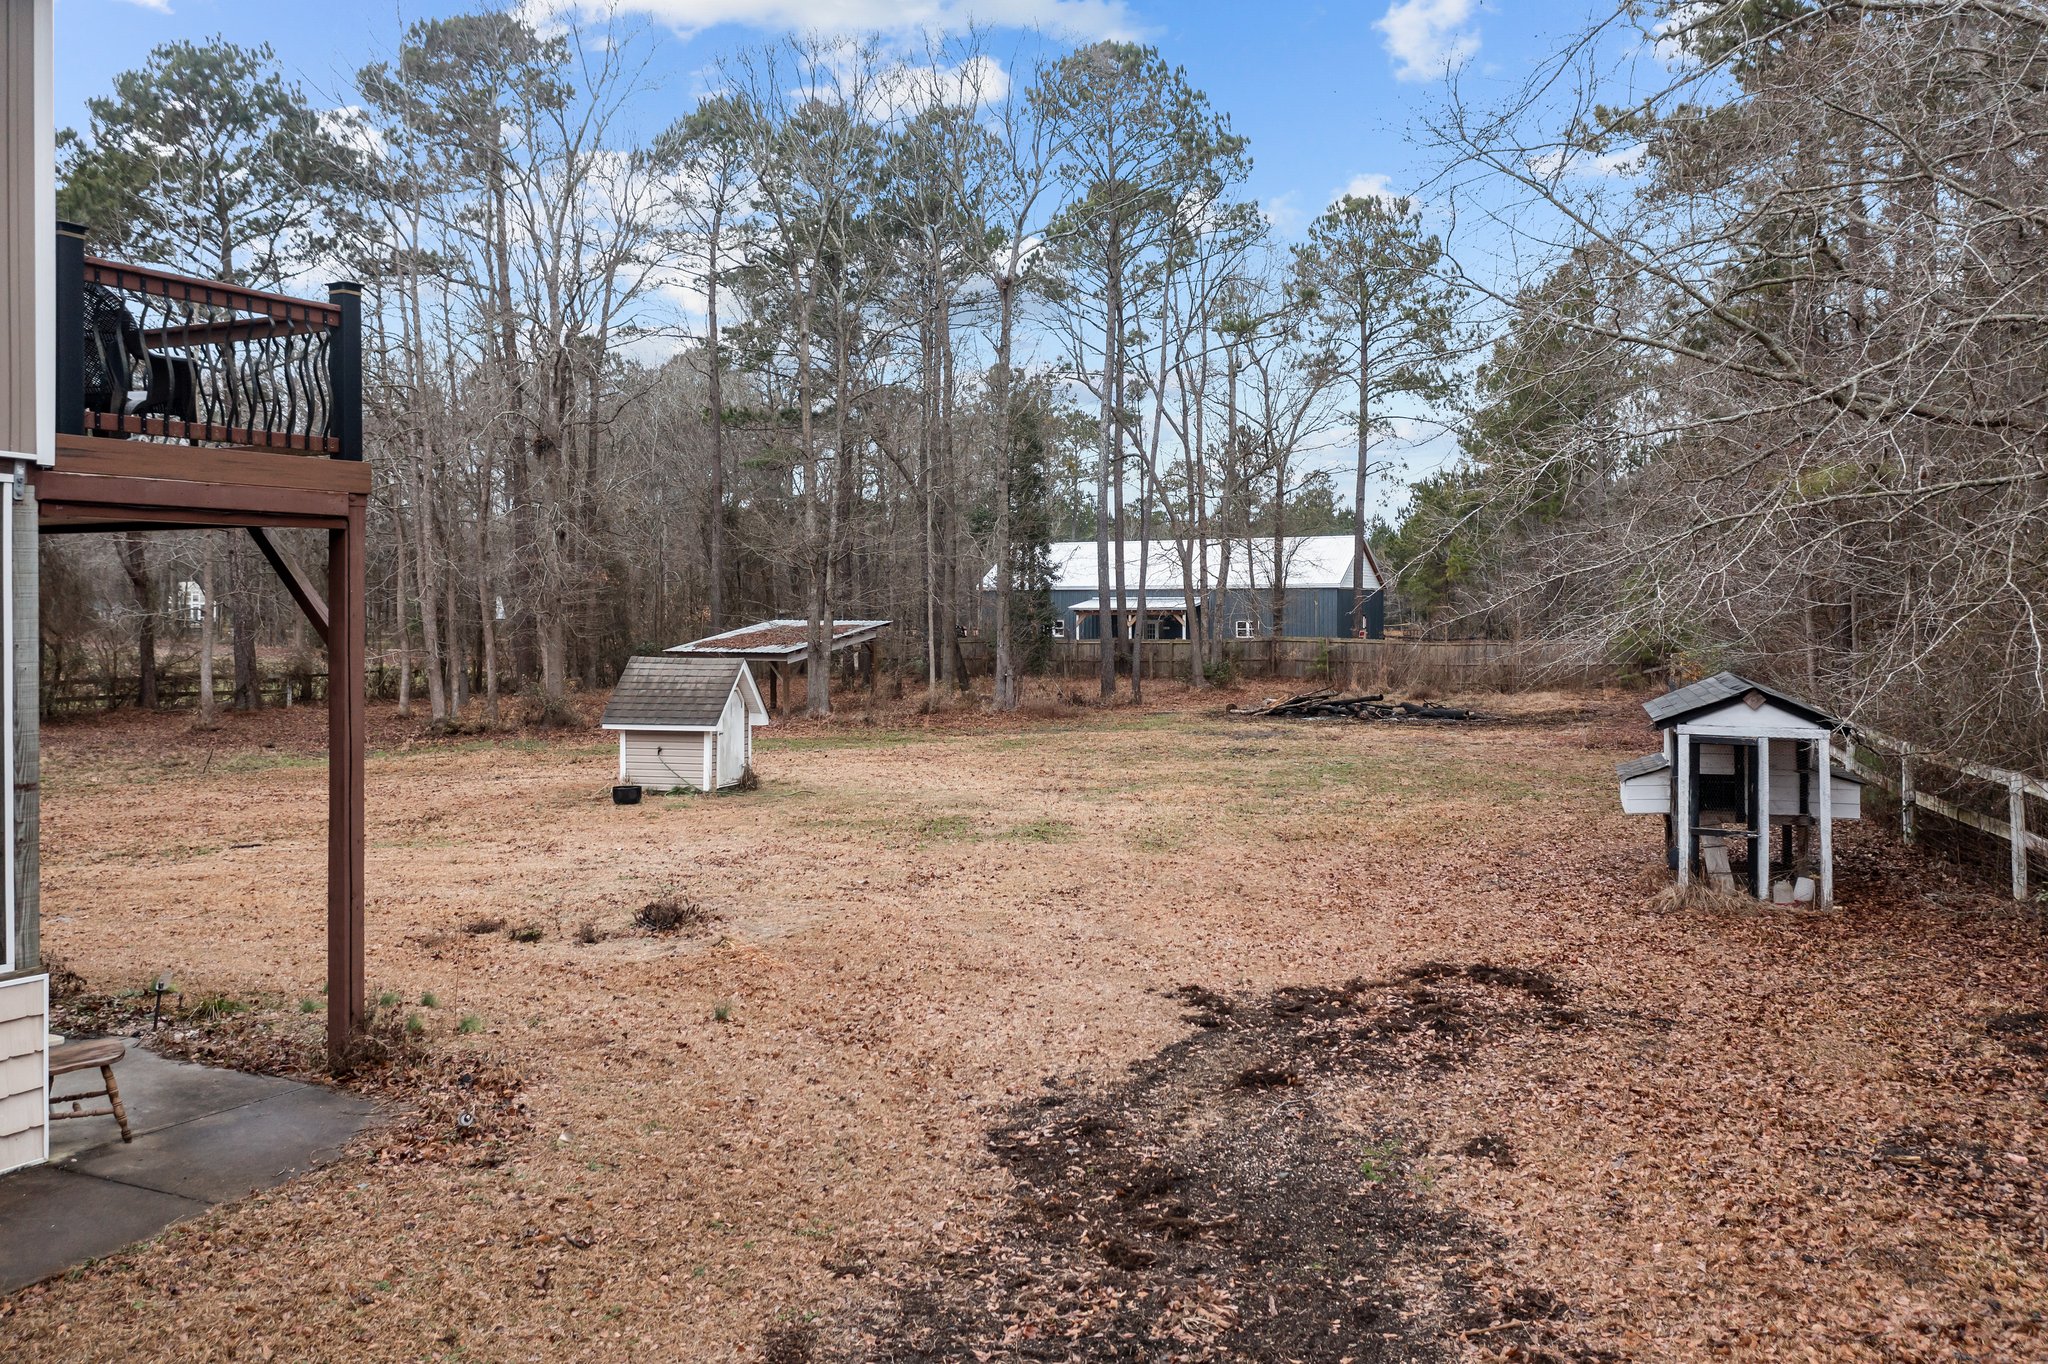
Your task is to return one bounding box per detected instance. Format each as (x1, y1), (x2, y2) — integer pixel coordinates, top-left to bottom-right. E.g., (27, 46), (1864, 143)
(601, 656), (769, 793)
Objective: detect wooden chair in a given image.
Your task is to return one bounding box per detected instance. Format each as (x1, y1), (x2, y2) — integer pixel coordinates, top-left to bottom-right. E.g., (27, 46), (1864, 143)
(48, 1039), (133, 1143)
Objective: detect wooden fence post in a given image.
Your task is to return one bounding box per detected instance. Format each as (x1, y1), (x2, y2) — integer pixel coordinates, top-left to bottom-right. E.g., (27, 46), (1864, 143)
(2011, 774), (2029, 903)
(1899, 753), (1916, 845)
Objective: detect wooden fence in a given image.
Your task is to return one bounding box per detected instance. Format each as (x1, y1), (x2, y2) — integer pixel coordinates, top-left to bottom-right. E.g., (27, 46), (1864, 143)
(1834, 730), (2045, 902)
(959, 636), (1625, 693)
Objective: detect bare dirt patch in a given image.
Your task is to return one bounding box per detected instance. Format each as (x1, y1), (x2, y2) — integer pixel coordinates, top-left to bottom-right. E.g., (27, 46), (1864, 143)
(845, 967), (1601, 1363)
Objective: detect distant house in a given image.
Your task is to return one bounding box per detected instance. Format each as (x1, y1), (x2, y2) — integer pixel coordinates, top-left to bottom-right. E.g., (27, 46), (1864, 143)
(601, 656), (769, 792)
(172, 579), (205, 625)
(986, 536), (1385, 642)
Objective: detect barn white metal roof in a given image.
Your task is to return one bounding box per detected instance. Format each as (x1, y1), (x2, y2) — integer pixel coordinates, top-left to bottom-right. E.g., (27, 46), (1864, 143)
(990, 536), (1381, 593)
(1069, 595), (1196, 612)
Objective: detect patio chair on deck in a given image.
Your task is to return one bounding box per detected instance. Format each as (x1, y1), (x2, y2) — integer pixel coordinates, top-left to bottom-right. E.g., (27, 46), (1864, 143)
(81, 282), (198, 428)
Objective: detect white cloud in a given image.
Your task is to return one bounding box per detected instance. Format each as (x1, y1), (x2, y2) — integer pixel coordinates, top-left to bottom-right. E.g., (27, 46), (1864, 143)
(1526, 144), (1644, 180)
(1374, 0), (1480, 84)
(1263, 190), (1305, 236)
(1333, 173), (1399, 206)
(532, 0), (1138, 41)
(118, 0), (173, 11)
(855, 53), (1013, 120)
(319, 106), (387, 161)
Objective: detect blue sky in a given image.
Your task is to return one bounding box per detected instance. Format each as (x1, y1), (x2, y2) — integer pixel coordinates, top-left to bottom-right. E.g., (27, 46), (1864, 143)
(52, 0), (1617, 511)
(56, 0), (1589, 239)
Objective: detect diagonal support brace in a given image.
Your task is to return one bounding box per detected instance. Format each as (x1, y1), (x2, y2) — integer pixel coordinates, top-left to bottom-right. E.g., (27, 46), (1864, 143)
(248, 526), (329, 645)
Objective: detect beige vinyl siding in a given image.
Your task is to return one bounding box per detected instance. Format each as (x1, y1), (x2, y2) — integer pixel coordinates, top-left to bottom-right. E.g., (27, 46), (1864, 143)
(0, 974), (47, 1172)
(1, 0), (50, 462)
(621, 730), (709, 792)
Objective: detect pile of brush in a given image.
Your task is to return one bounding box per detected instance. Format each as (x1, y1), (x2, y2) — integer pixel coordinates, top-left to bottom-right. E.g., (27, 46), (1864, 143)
(1227, 688), (1477, 721)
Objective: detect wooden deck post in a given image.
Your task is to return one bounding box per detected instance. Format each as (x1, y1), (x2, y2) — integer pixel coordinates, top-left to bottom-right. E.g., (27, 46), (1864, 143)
(325, 498), (366, 1071)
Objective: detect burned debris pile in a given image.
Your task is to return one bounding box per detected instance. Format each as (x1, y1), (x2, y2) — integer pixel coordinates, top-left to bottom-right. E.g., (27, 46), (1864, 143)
(1228, 688), (1479, 721)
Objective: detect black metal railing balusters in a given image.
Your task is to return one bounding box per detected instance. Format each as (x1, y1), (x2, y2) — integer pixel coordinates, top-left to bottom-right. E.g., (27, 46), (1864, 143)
(60, 230), (351, 454)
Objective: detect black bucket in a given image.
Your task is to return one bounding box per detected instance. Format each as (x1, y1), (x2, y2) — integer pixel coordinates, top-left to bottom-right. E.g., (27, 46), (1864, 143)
(612, 784), (643, 806)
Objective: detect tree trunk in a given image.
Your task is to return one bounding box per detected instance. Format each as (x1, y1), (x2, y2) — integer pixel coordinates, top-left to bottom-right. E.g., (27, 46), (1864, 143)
(706, 205), (727, 633)
(198, 536), (217, 726)
(230, 537), (259, 711)
(119, 533), (156, 709)
(992, 273), (1019, 711)
(1096, 256), (1120, 699)
(1350, 324), (1370, 639)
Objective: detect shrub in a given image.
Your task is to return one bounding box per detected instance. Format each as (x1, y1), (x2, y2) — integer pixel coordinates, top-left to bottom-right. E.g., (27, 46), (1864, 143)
(635, 897), (708, 934)
(463, 916), (506, 936)
(574, 921), (603, 945)
(507, 924), (543, 943)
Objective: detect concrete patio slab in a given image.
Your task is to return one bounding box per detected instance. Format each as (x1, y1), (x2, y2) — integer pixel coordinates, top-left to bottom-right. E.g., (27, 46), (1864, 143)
(67, 1085), (377, 1203)
(48, 1045), (288, 1153)
(1, 1043), (379, 1294)
(0, 1166), (208, 1289)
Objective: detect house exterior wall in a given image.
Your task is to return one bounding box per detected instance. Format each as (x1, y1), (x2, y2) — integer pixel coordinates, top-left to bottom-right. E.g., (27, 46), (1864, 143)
(0, 0), (49, 1174)
(620, 730), (711, 791)
(0, 974), (46, 1174)
(1041, 586), (1383, 641)
(1, 0), (53, 468)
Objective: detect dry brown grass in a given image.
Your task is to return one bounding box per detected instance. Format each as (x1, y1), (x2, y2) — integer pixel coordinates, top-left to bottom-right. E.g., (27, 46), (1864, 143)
(4, 685), (2043, 1362)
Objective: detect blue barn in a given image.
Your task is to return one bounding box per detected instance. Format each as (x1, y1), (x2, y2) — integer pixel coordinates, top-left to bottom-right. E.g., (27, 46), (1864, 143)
(992, 536), (1386, 642)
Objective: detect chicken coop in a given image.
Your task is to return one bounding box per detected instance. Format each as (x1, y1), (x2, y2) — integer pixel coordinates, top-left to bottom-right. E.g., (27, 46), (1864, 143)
(1617, 672), (1864, 907)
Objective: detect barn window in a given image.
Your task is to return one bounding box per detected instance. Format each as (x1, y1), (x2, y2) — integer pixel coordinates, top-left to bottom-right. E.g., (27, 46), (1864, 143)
(1234, 618), (1256, 639)
(1050, 618), (1066, 639)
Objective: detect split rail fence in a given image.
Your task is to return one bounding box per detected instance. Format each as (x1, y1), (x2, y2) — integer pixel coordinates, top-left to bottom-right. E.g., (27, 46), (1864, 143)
(1834, 730), (2045, 902)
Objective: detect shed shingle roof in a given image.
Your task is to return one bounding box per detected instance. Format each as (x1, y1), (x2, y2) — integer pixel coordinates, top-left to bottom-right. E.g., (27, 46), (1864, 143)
(1643, 671), (1838, 729)
(601, 656), (746, 729)
(1617, 752), (1671, 781)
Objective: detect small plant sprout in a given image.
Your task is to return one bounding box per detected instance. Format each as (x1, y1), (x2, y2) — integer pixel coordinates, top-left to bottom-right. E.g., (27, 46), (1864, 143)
(712, 1001), (733, 1023)
(457, 1013), (484, 1035)
(404, 1012), (426, 1039)
(419, 991), (439, 1008)
(298, 997), (319, 1014)
(1357, 1138), (1402, 1183)
(376, 990), (400, 1008)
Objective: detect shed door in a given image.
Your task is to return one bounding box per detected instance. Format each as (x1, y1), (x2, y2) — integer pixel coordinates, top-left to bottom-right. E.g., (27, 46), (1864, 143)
(715, 689), (746, 788)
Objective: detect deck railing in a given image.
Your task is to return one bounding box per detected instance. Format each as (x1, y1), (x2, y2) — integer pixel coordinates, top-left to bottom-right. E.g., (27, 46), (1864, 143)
(54, 221), (361, 459)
